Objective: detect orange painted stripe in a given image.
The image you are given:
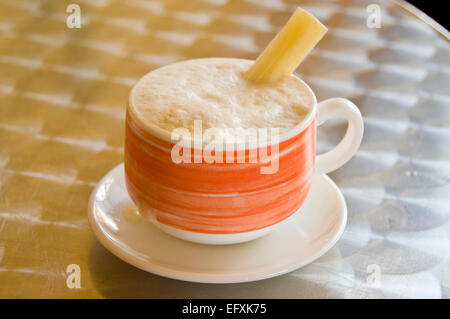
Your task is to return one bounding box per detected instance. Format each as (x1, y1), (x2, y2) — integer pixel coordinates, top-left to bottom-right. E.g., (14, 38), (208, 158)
(125, 111), (316, 234)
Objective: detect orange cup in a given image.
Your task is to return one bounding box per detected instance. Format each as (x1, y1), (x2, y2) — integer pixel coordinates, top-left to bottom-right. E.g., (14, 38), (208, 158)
(124, 59), (363, 244)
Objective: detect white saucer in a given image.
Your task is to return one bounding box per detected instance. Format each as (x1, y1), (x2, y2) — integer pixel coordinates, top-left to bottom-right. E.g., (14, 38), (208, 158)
(88, 163), (347, 283)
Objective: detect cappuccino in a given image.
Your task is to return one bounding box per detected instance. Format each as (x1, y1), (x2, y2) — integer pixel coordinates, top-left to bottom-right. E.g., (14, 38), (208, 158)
(129, 58), (312, 139)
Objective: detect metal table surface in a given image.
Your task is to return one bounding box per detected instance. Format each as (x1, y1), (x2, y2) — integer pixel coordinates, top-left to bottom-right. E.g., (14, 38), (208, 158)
(0, 0), (448, 298)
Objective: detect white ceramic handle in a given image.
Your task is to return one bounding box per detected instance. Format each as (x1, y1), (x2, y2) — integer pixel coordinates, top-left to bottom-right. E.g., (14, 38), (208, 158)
(315, 98), (364, 175)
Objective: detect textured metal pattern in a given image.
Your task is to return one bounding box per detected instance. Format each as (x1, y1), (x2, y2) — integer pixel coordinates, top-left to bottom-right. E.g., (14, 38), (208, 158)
(0, 0), (448, 298)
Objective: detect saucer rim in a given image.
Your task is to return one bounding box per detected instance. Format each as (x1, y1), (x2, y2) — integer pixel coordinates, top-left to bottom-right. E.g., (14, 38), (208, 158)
(88, 163), (347, 284)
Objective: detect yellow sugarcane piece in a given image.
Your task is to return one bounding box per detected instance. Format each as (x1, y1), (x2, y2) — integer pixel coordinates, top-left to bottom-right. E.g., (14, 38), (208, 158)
(244, 8), (327, 83)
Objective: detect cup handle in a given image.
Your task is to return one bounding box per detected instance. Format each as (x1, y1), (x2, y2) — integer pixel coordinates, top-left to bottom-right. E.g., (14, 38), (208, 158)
(315, 98), (364, 175)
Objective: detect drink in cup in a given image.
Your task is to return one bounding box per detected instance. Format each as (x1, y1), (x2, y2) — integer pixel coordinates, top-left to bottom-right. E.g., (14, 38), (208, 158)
(124, 9), (363, 244)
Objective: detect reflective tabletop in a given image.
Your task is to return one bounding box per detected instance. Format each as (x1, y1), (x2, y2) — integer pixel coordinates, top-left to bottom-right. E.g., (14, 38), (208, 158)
(0, 0), (448, 298)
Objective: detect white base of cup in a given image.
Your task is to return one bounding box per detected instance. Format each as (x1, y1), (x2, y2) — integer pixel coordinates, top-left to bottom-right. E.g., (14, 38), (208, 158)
(151, 216), (293, 245)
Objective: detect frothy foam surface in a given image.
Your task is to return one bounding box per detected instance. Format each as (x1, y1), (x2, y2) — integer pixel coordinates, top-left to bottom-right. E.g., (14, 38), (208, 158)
(129, 58), (313, 137)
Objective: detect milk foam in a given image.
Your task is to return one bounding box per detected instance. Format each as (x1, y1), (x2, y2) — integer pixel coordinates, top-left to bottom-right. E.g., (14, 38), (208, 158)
(129, 58), (313, 136)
